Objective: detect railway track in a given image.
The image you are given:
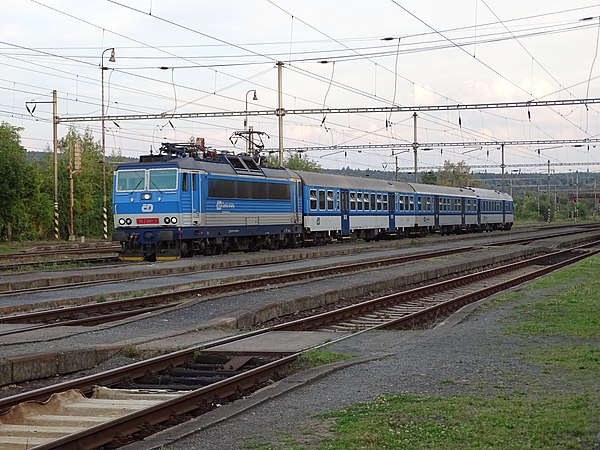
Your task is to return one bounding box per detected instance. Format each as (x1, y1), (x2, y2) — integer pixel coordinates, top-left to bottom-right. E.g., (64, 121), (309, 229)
(272, 242), (600, 332)
(1, 227), (599, 336)
(0, 240), (597, 449)
(0, 225), (591, 297)
(0, 245), (475, 336)
(0, 244), (120, 272)
(0, 222), (593, 276)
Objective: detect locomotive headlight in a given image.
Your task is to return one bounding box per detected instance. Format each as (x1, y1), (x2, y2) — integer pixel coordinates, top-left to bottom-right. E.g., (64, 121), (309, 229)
(171, 216), (178, 224)
(164, 217), (171, 224)
(118, 218), (126, 226)
(125, 218), (132, 225)
(141, 193), (152, 200)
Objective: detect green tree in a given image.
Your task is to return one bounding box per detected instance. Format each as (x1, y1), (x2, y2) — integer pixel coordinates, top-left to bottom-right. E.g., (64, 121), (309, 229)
(262, 152), (321, 172)
(57, 128), (110, 239)
(420, 170), (437, 185)
(436, 160), (480, 187)
(0, 122), (49, 241)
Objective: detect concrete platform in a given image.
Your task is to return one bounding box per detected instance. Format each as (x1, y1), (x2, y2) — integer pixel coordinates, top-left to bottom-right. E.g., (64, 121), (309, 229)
(206, 331), (347, 354)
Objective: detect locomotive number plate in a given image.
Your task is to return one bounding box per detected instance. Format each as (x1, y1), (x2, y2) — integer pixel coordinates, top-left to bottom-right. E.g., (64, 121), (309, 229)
(137, 218), (159, 224)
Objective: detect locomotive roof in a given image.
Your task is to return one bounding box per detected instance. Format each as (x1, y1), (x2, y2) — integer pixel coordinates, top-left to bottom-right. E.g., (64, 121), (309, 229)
(292, 170), (414, 192)
(115, 156), (295, 181)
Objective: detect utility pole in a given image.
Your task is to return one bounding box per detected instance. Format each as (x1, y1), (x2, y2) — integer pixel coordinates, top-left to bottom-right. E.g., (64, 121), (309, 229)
(500, 143), (505, 194)
(576, 170), (579, 222)
(52, 90), (59, 240)
(547, 160), (551, 223)
(276, 61), (285, 167)
(101, 48), (115, 241)
(412, 112), (418, 183)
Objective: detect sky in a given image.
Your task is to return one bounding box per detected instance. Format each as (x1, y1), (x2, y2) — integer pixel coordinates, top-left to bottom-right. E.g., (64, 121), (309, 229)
(3, 0), (600, 179)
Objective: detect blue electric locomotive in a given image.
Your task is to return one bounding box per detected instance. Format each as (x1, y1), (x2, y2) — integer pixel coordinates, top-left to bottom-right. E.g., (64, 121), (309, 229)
(112, 142), (513, 261)
(112, 142), (302, 260)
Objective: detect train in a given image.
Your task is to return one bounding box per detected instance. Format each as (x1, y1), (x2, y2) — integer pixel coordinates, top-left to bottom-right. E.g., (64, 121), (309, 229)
(112, 142), (514, 261)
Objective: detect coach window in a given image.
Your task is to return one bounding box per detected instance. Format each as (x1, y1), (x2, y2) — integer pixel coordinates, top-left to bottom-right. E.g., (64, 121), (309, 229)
(319, 190), (326, 210)
(383, 194), (388, 211)
(357, 192), (363, 211)
(350, 192), (356, 211)
(427, 197), (432, 212)
(336, 191), (340, 211)
(327, 190), (334, 210)
(370, 193), (375, 210)
(309, 189), (317, 210)
(376, 193), (382, 211)
(364, 192), (370, 211)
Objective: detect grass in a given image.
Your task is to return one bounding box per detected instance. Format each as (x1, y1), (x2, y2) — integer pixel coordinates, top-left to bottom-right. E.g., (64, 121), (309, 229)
(316, 393), (595, 450)
(293, 349), (354, 370)
(247, 254), (600, 450)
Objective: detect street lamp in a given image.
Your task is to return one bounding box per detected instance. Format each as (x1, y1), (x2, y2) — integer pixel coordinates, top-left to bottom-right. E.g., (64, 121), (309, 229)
(101, 47), (115, 240)
(245, 89), (257, 153)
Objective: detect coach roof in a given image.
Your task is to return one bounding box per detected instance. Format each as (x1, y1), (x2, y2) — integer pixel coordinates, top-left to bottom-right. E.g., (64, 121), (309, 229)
(293, 170), (414, 192)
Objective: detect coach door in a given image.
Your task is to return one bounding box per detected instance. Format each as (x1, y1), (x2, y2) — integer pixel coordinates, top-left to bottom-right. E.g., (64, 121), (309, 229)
(388, 193), (395, 234)
(434, 196), (440, 229)
(341, 189), (350, 237)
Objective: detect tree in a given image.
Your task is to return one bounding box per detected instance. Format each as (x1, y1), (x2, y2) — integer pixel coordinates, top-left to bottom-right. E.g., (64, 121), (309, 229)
(56, 128), (109, 239)
(420, 171), (437, 185)
(261, 152), (321, 172)
(436, 160), (480, 187)
(0, 122), (49, 241)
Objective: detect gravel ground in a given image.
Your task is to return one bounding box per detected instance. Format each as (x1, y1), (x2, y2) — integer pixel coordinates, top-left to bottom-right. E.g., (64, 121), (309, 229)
(138, 279), (599, 450)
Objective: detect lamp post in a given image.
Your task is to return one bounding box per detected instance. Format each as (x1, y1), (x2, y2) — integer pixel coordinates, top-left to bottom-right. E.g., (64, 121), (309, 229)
(245, 89), (257, 153)
(101, 48), (115, 241)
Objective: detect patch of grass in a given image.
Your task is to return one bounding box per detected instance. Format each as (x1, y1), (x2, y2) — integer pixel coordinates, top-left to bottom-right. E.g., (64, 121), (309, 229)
(478, 291), (521, 310)
(319, 393), (597, 450)
(293, 349), (354, 370)
(121, 345), (143, 359)
(524, 344), (600, 376)
(506, 285), (600, 339)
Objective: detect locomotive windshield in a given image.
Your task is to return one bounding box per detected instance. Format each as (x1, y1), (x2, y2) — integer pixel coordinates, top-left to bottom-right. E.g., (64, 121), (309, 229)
(116, 168), (178, 192)
(149, 169), (177, 191)
(116, 170), (145, 192)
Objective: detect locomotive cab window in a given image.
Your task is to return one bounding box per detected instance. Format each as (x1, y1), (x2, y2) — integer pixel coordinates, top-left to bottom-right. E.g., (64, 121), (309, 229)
(149, 169), (177, 191)
(182, 173), (189, 192)
(116, 170), (145, 192)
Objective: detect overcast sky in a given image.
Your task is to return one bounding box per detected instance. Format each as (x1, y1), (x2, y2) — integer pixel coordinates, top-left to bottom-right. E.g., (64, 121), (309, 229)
(3, 0), (600, 177)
